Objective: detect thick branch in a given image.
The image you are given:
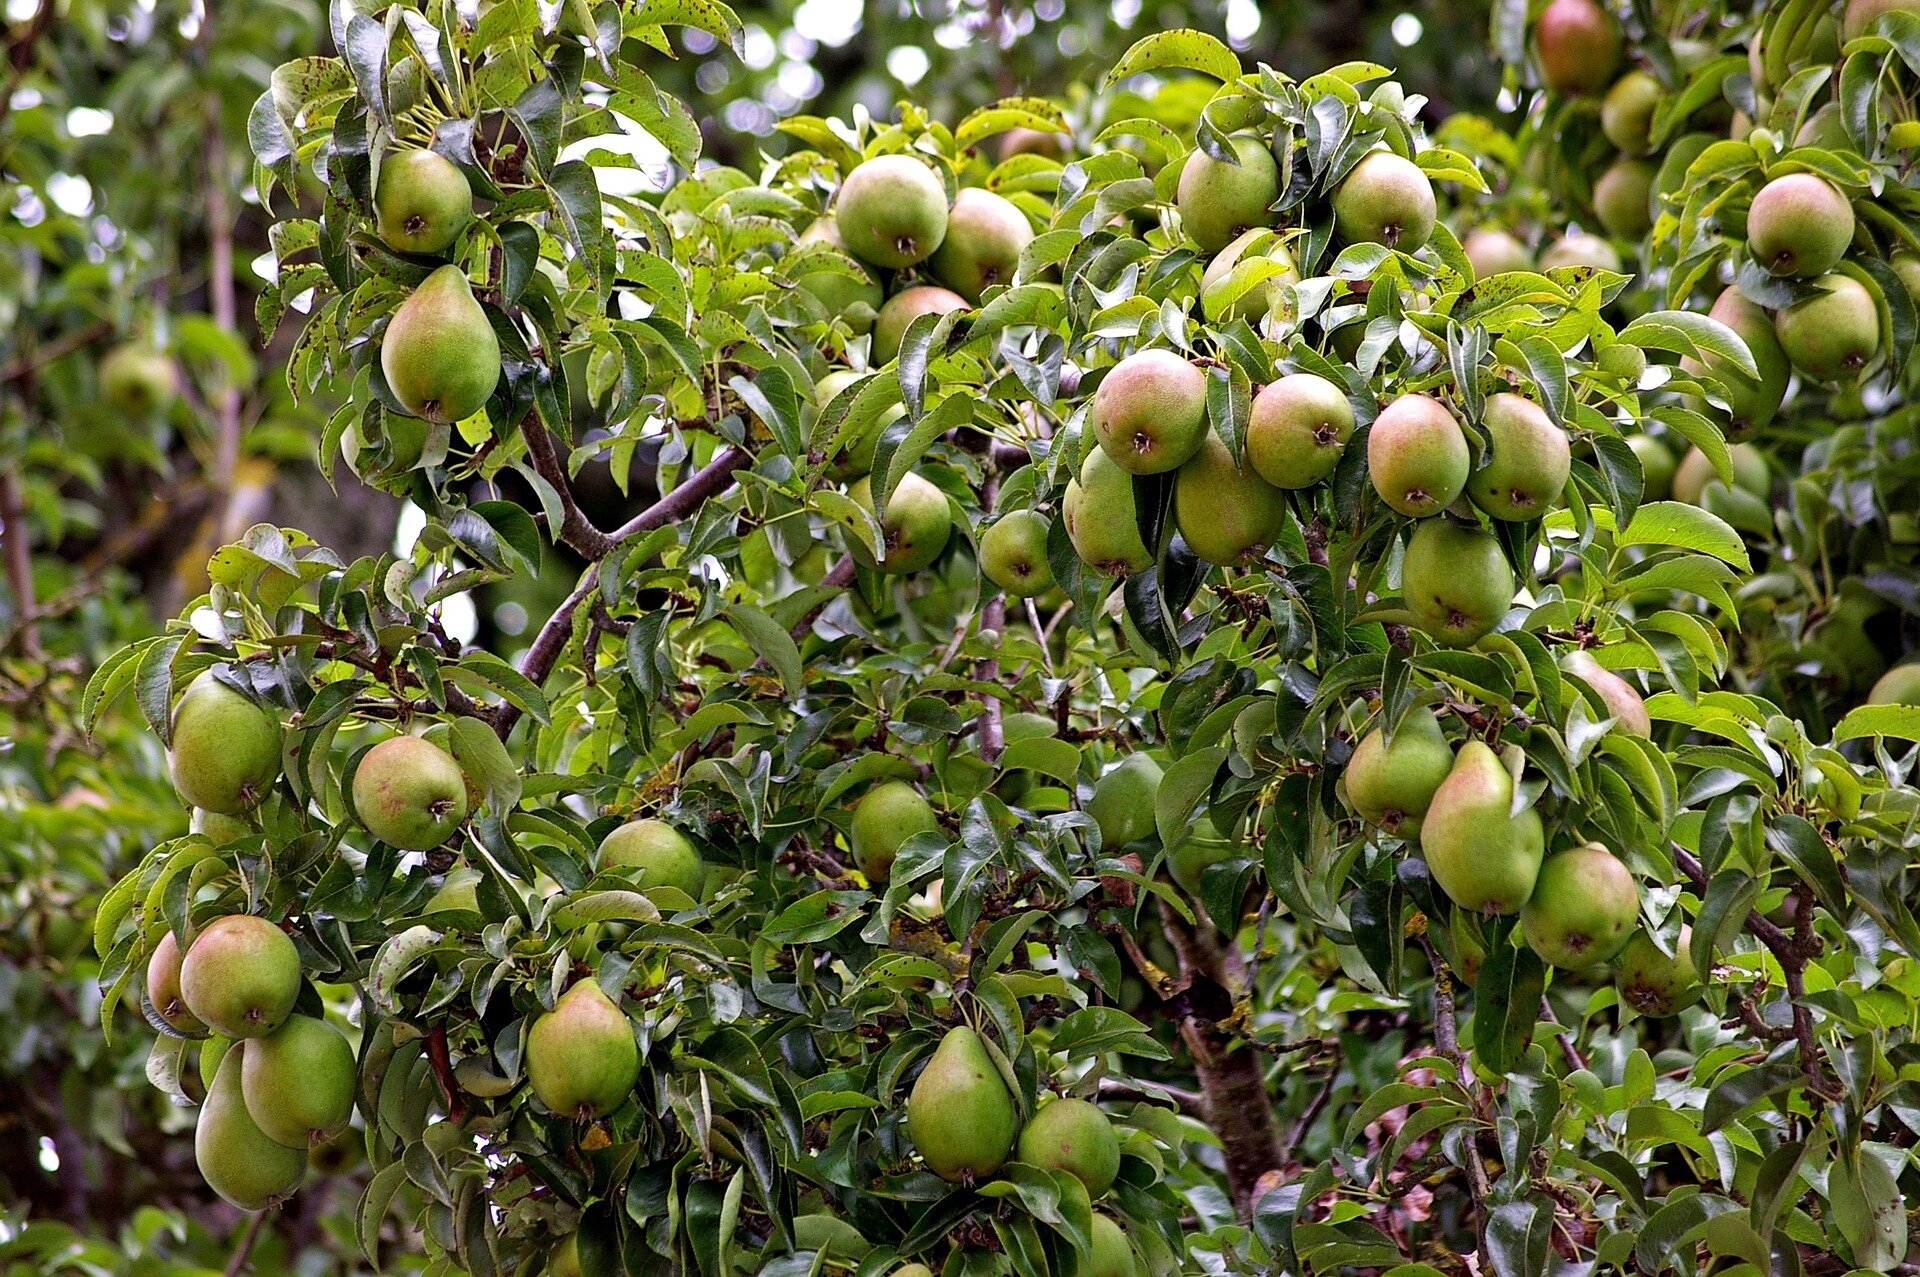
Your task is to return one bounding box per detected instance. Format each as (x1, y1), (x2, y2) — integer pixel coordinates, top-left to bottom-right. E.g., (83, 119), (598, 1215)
(788, 555), (857, 642)
(522, 416), (614, 559)
(1, 439), (39, 658)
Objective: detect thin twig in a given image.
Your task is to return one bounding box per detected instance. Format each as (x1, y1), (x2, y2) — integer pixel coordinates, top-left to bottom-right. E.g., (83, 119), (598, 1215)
(0, 319), (112, 384)
(1421, 938), (1491, 1271)
(1, 440), (39, 658)
(977, 473), (1005, 764)
(223, 1210), (270, 1277)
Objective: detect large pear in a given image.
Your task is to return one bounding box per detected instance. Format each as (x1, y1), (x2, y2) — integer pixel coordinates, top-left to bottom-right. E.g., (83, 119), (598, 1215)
(872, 285), (968, 365)
(381, 264), (501, 424)
(526, 979), (639, 1120)
(836, 155), (949, 269)
(851, 780), (939, 881)
(1017, 1097), (1120, 1198)
(1247, 372), (1353, 490)
(599, 819), (706, 899)
(1086, 754), (1163, 850)
(196, 1046), (307, 1210)
(928, 187), (1033, 301)
(242, 1014), (356, 1148)
(1420, 741), (1544, 915)
(1563, 650), (1650, 735)
(1344, 705), (1454, 840)
(906, 1025), (1018, 1180)
(1466, 393), (1570, 522)
(168, 672), (283, 815)
(1092, 349), (1208, 475)
(1173, 433), (1289, 565)
(1679, 287), (1790, 438)
(1175, 134), (1279, 255)
(180, 914), (302, 1040)
(374, 148), (473, 255)
(1520, 843), (1641, 968)
(1065, 447), (1154, 575)
(848, 472), (952, 574)
(1368, 394), (1469, 518)
(1400, 520), (1514, 647)
(353, 735), (468, 851)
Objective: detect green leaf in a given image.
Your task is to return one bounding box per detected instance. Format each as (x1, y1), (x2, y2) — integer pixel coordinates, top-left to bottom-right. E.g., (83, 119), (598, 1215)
(1832, 702), (1920, 743)
(449, 716), (524, 815)
(1104, 29), (1244, 87)
(1616, 501), (1752, 570)
(725, 603), (803, 694)
(1471, 936), (1546, 1075)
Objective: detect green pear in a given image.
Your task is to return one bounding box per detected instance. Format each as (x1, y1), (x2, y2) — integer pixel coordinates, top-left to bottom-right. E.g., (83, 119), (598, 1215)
(147, 929), (203, 1034)
(1332, 150), (1437, 252)
(1601, 71), (1664, 155)
(547, 1233), (583, 1277)
(526, 978), (639, 1119)
(1173, 432), (1289, 565)
(1627, 434), (1677, 500)
(1175, 133), (1280, 254)
(1401, 519), (1514, 647)
(307, 1124), (364, 1175)
(98, 343), (176, 417)
(1747, 173), (1853, 277)
(1795, 102), (1850, 151)
(1563, 650), (1650, 735)
(1420, 741), (1544, 915)
(1167, 831), (1235, 894)
(1614, 926), (1698, 1015)
(1592, 157), (1655, 238)
(180, 914), (302, 1039)
(979, 509), (1056, 598)
(1534, 0), (1621, 95)
(1892, 250), (1920, 304)
(1521, 843), (1641, 968)
(1065, 447), (1154, 575)
(1460, 228), (1533, 280)
(1467, 393), (1570, 521)
(1537, 232), (1621, 272)
(192, 807), (256, 844)
(1847, 0), (1920, 38)
(1680, 286), (1790, 437)
(1084, 1214), (1138, 1277)
(352, 735), (468, 851)
(906, 1025), (1018, 1180)
(1672, 442), (1769, 505)
(374, 148), (473, 255)
(381, 264), (500, 423)
(794, 217), (883, 334)
(196, 1046), (307, 1210)
(168, 672), (283, 815)
(1368, 394), (1470, 518)
(1868, 664), (1920, 705)
(1200, 228), (1298, 323)
(851, 780), (939, 880)
(1774, 273), (1879, 380)
(872, 285), (968, 365)
(1017, 1097), (1120, 1198)
(1092, 349), (1208, 475)
(836, 155), (949, 269)
(599, 819), (706, 898)
(1247, 372), (1353, 489)
(242, 1014), (356, 1148)
(928, 187), (1033, 301)
(1344, 705), (1454, 840)
(1086, 754), (1163, 850)
(848, 471), (952, 574)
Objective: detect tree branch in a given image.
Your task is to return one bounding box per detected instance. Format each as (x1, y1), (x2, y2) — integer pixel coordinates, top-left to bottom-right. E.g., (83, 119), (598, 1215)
(1422, 939), (1491, 1271)
(202, 89), (241, 521)
(1, 438), (39, 659)
(521, 416), (614, 559)
(1, 319), (112, 385)
(976, 474), (1004, 764)
(223, 1209), (270, 1277)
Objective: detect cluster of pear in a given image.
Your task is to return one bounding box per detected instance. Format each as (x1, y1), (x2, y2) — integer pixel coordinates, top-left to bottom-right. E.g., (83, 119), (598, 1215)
(902, 1026), (1137, 1277)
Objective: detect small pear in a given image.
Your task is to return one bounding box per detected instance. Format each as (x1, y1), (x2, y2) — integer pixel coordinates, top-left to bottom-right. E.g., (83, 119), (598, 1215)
(1627, 434), (1678, 500)
(1520, 843), (1641, 968)
(1200, 228), (1298, 323)
(1246, 373), (1353, 489)
(1420, 741), (1545, 914)
(1601, 71), (1664, 155)
(599, 819), (706, 898)
(1084, 1215), (1138, 1277)
(98, 343), (176, 417)
(196, 1046), (307, 1210)
(1017, 1097), (1120, 1198)
(1461, 229), (1533, 280)
(1175, 134), (1280, 255)
(1680, 287), (1790, 437)
(1401, 519), (1513, 648)
(1534, 0), (1621, 95)
(180, 914), (302, 1040)
(1368, 394), (1470, 518)
(872, 285), (969, 365)
(381, 265), (501, 423)
(1344, 705), (1454, 840)
(1774, 273), (1879, 380)
(1592, 157), (1655, 238)
(1672, 442), (1769, 505)
(1086, 754), (1163, 850)
(352, 735), (468, 851)
(851, 780), (939, 881)
(1563, 650), (1650, 736)
(1466, 393), (1570, 521)
(526, 979), (639, 1119)
(374, 148), (473, 256)
(836, 155), (950, 269)
(241, 1014), (356, 1148)
(168, 672), (283, 815)
(848, 472), (952, 574)
(1065, 447), (1154, 575)
(906, 1025), (1018, 1180)
(979, 509), (1056, 598)
(1747, 173), (1853, 278)
(1173, 433), (1289, 565)
(928, 187), (1033, 301)
(1332, 151), (1437, 252)
(1614, 927), (1699, 1016)
(147, 929), (204, 1034)
(1092, 349), (1209, 475)
(1537, 233), (1621, 273)
(1869, 664), (1920, 705)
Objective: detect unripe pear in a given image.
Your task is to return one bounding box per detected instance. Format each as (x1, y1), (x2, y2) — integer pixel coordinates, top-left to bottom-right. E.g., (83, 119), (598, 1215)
(1461, 228), (1533, 280)
(848, 471), (952, 574)
(1467, 393), (1570, 521)
(526, 979), (639, 1119)
(147, 929), (203, 1034)
(1092, 349), (1208, 475)
(1679, 286), (1790, 437)
(547, 1233), (583, 1277)
(180, 914), (302, 1040)
(1892, 250), (1920, 304)
(1332, 151), (1437, 252)
(1344, 705), (1454, 840)
(599, 819), (705, 898)
(1001, 127), (1067, 160)
(1747, 174), (1853, 277)
(1086, 754), (1163, 850)
(1774, 273), (1879, 380)
(852, 780), (939, 880)
(99, 343), (176, 417)
(1592, 157), (1655, 238)
(1627, 434), (1678, 500)
(1367, 394), (1470, 518)
(1614, 926), (1699, 1016)
(1538, 232), (1622, 273)
(794, 217), (883, 334)
(1167, 831), (1234, 894)
(1173, 433), (1288, 565)
(1868, 664), (1920, 705)
(1247, 372), (1354, 489)
(353, 735), (468, 851)
(1847, 0), (1920, 37)
(192, 807), (255, 844)
(1420, 741), (1545, 914)
(836, 155), (949, 269)
(1534, 0), (1621, 95)
(307, 1124), (364, 1175)
(1085, 1215), (1138, 1277)
(374, 148), (473, 256)
(1521, 843), (1641, 968)
(906, 1025), (1018, 1180)
(241, 1014), (356, 1148)
(1563, 650), (1650, 735)
(1175, 134), (1280, 255)
(1601, 71), (1664, 155)
(168, 672), (283, 815)
(1200, 228), (1297, 323)
(1795, 102), (1850, 152)
(1065, 447), (1154, 575)
(872, 285), (968, 365)
(1018, 1097), (1120, 1197)
(928, 187), (1033, 302)
(381, 265), (500, 424)
(196, 1046), (307, 1210)
(979, 509), (1056, 598)
(1401, 519), (1514, 648)
(1672, 442), (1769, 505)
